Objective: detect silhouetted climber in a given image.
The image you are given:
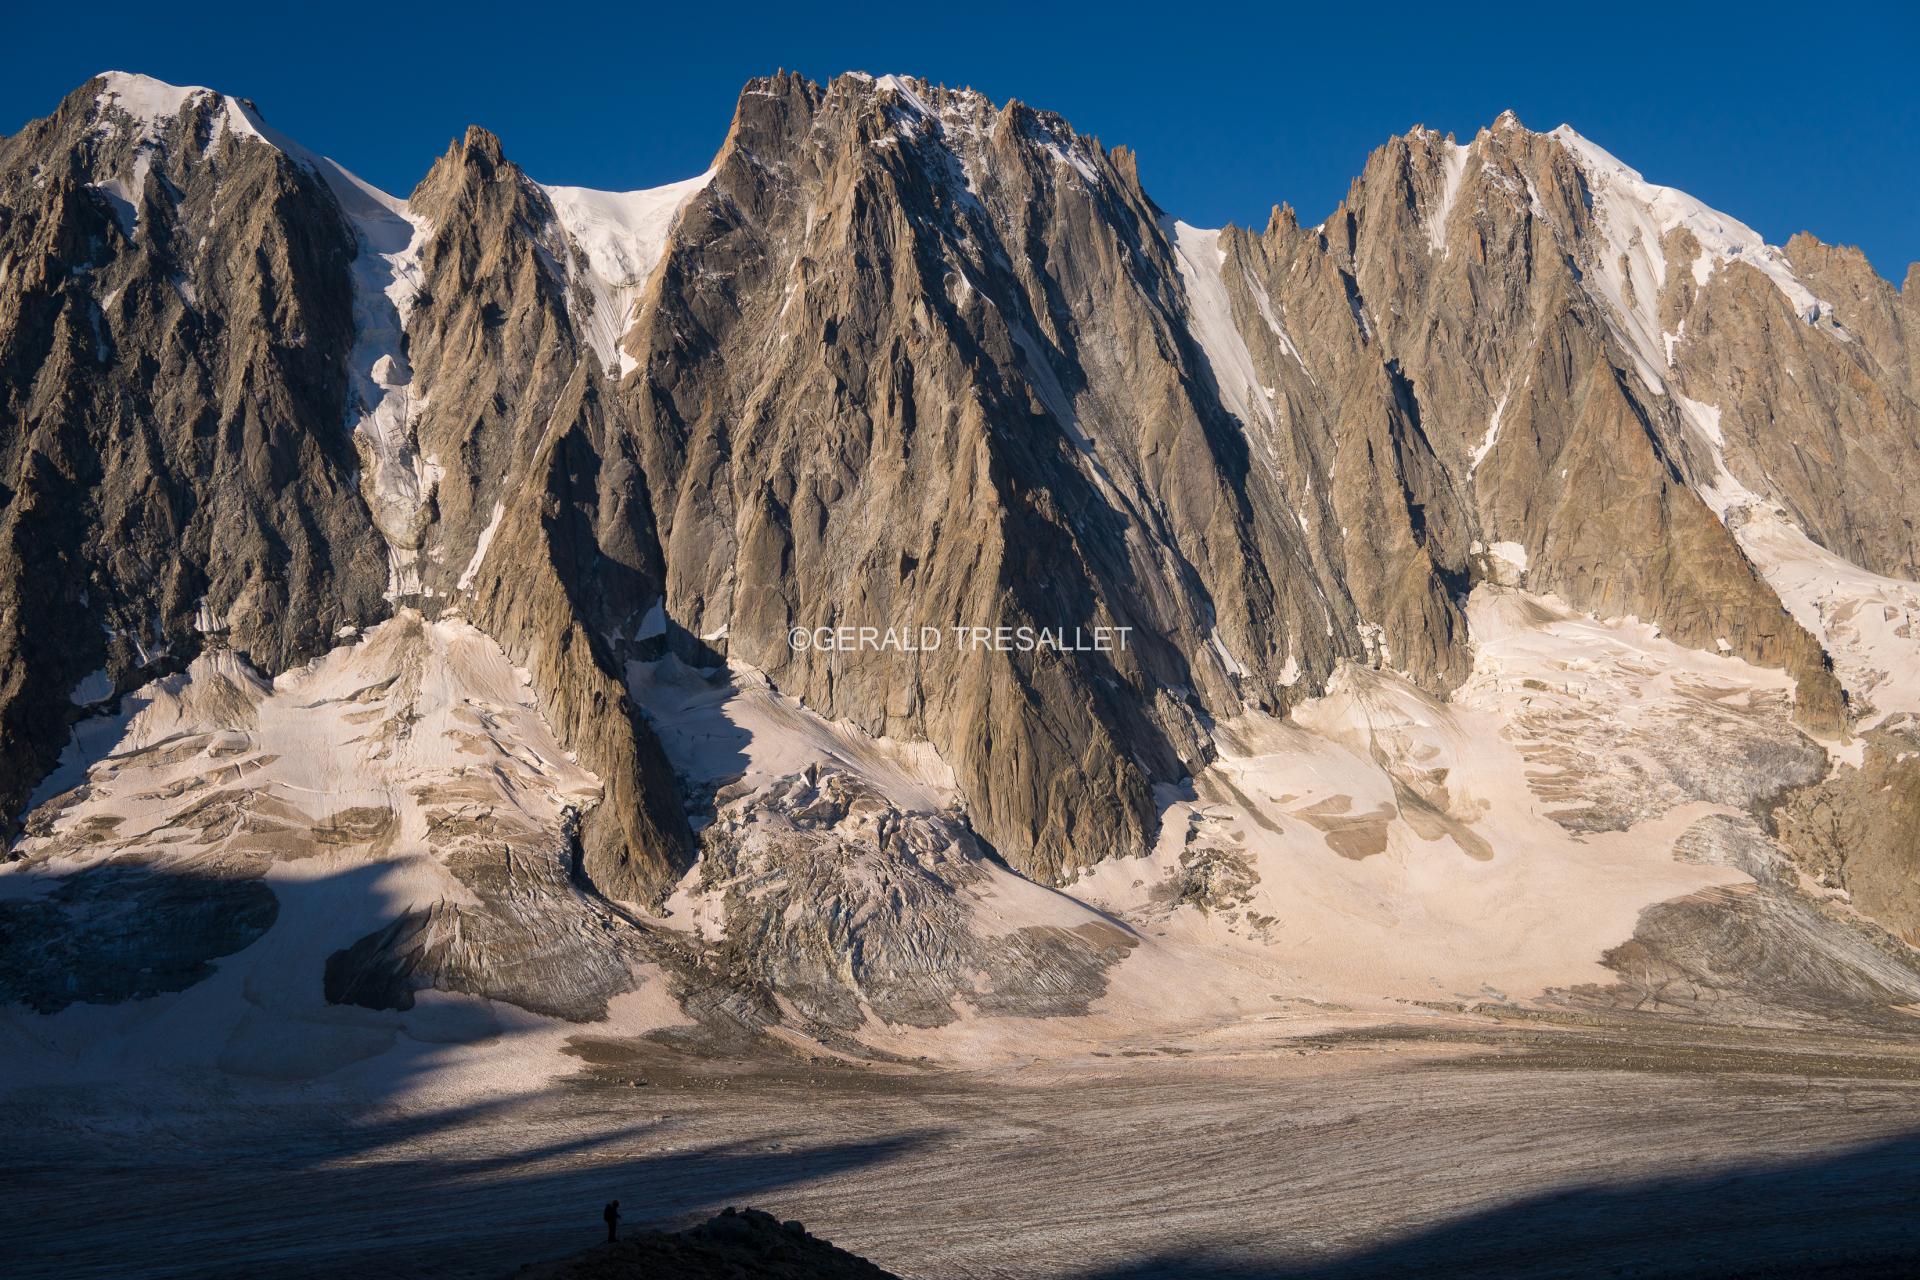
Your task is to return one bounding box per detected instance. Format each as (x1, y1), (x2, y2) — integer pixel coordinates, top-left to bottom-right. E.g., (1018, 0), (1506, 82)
(603, 1199), (620, 1243)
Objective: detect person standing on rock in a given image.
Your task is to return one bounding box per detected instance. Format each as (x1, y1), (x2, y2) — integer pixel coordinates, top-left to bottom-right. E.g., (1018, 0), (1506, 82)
(602, 1199), (620, 1243)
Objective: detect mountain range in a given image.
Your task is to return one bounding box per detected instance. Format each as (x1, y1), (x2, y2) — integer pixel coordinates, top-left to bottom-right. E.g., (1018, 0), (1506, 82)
(4, 71), (1920, 1076)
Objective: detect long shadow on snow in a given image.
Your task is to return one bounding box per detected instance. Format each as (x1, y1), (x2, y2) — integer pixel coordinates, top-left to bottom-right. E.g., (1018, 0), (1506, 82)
(0, 858), (930, 1279)
(1074, 1126), (1920, 1279)
(2, 1093), (928, 1280)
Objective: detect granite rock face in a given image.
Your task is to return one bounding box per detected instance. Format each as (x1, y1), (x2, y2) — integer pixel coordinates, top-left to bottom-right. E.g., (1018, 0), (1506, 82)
(0, 77), (388, 839)
(1702, 232), (1920, 580)
(618, 81), (1882, 880)
(1213, 114), (1851, 734)
(1775, 718), (1920, 946)
(623, 73), (1336, 882)
(400, 124), (690, 900)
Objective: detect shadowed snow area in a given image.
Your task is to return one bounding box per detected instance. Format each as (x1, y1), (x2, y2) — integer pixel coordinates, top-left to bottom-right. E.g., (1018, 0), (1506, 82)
(1, 613), (689, 1100)
(8, 1033), (1920, 1279)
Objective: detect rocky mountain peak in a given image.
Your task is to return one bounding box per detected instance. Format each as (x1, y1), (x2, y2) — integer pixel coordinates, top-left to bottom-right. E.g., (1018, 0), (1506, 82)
(85, 70), (266, 144)
(456, 122), (506, 166)
(410, 123), (522, 215)
(0, 71), (387, 840)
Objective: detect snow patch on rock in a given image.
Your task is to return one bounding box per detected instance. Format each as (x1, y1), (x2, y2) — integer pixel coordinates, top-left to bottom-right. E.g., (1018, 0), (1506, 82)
(1726, 507), (1920, 735)
(91, 71), (264, 147)
(1551, 124), (1843, 398)
(1427, 138), (1471, 253)
(543, 172), (715, 377)
(455, 501), (506, 593)
(1, 614), (657, 1096)
(68, 669), (114, 707)
(1170, 220), (1273, 433)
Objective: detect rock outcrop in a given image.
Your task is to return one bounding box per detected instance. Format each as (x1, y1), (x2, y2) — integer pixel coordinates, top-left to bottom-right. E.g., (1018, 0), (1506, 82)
(511, 1207), (899, 1280)
(1215, 115), (1851, 733)
(1775, 717), (1920, 946)
(6, 73), (1900, 887)
(625, 73), (1320, 881)
(691, 764), (1136, 1031)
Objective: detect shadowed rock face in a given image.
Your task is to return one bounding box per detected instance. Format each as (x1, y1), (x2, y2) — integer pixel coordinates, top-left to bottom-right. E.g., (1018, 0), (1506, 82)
(0, 77), (388, 839)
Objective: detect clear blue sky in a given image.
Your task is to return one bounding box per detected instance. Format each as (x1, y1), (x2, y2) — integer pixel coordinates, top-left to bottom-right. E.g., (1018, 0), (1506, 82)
(6, 0), (1916, 278)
